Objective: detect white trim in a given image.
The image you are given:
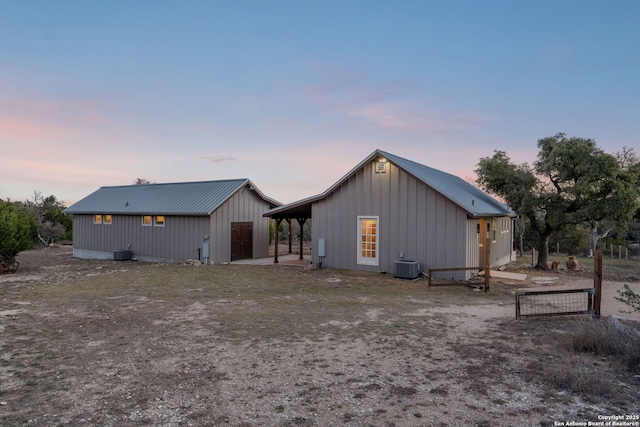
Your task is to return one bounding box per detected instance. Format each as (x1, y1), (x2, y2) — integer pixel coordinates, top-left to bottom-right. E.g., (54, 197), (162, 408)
(357, 215), (379, 266)
(142, 215), (152, 226)
(154, 215), (165, 227)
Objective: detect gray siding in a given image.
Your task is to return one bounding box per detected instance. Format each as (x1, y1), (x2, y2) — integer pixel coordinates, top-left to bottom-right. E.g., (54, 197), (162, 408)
(311, 160), (468, 273)
(208, 187), (273, 263)
(72, 214), (209, 262)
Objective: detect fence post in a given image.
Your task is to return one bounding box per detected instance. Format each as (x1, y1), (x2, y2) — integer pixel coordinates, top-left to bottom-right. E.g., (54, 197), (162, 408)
(484, 235), (491, 292)
(594, 250), (602, 317)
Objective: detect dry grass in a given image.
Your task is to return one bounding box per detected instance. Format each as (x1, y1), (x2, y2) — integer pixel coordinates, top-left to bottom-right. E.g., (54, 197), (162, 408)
(1, 247), (639, 426)
(517, 317), (640, 408)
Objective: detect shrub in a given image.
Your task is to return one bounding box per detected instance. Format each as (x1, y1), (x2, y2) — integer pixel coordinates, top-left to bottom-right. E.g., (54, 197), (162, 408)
(0, 200), (38, 267)
(616, 284), (640, 313)
(567, 317), (640, 373)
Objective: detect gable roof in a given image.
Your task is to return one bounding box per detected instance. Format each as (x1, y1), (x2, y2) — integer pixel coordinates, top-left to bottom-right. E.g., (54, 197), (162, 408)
(65, 179), (281, 216)
(265, 149), (514, 219)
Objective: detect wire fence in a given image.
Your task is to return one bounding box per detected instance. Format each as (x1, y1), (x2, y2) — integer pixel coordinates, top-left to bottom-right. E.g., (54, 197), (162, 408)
(515, 288), (595, 319)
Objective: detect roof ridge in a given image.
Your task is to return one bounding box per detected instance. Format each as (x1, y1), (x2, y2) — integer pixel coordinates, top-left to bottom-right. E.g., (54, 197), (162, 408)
(100, 178), (249, 189)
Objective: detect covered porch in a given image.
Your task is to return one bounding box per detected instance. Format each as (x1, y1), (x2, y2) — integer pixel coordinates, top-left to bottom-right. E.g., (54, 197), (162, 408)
(263, 197), (315, 264)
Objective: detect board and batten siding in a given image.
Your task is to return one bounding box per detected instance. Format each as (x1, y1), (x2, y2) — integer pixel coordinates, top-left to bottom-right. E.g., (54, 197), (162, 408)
(208, 187), (272, 263)
(72, 214), (209, 262)
(465, 217), (515, 276)
(311, 160), (468, 273)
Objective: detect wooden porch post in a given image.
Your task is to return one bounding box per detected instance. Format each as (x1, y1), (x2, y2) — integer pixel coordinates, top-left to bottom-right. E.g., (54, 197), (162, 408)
(287, 219), (293, 254)
(274, 218), (282, 264)
(297, 218), (307, 260)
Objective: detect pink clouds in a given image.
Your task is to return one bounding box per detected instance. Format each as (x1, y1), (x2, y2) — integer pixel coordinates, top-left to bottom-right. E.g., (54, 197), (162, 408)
(296, 63), (491, 135)
(0, 117), (73, 142)
(198, 156), (238, 164)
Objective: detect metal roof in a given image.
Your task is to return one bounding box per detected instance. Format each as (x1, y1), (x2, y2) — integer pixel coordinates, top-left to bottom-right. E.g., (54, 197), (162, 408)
(377, 150), (514, 217)
(265, 149), (514, 219)
(65, 179), (281, 216)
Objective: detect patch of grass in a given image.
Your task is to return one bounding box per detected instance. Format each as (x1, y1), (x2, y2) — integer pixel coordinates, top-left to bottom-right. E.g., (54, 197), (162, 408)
(523, 317), (640, 401)
(541, 352), (617, 398)
(566, 317), (640, 373)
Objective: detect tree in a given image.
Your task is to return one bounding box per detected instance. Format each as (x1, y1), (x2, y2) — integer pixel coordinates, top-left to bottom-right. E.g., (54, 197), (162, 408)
(134, 178), (152, 185)
(0, 200), (38, 270)
(617, 147), (640, 224)
(476, 133), (639, 269)
(24, 192), (71, 246)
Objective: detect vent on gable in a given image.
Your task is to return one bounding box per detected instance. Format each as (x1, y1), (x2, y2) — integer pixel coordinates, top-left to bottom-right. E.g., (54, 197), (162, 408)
(375, 160), (387, 174)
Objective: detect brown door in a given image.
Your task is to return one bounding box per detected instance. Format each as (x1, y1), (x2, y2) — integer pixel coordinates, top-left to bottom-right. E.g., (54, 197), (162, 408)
(231, 222), (253, 261)
(478, 218), (491, 269)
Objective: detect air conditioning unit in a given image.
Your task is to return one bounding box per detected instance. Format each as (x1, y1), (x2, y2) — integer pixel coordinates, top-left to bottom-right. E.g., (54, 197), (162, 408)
(113, 249), (132, 261)
(394, 260), (420, 279)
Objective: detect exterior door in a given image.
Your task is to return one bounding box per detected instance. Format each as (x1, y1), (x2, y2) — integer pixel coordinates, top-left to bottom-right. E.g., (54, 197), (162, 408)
(231, 222), (253, 261)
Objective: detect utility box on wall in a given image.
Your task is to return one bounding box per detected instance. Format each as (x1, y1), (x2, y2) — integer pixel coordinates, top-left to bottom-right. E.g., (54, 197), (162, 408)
(394, 260), (420, 279)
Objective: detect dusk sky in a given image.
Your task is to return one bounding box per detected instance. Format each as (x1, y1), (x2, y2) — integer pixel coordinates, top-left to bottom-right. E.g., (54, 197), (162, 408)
(1, 1), (638, 206)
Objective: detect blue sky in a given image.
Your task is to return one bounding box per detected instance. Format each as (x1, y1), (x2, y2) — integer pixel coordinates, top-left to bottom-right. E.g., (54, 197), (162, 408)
(1, 1), (638, 205)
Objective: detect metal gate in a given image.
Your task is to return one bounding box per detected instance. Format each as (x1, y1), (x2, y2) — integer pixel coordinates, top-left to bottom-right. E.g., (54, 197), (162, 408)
(515, 288), (596, 319)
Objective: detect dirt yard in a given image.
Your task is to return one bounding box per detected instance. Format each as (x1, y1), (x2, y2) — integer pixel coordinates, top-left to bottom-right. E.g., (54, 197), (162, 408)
(1, 247), (639, 426)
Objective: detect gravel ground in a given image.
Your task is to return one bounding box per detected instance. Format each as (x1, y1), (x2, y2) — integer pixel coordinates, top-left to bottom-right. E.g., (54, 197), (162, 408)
(1, 247), (639, 426)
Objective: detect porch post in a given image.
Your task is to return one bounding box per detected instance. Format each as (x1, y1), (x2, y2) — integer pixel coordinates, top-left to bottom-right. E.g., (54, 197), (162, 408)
(297, 218), (307, 260)
(274, 218), (282, 264)
(287, 219), (293, 254)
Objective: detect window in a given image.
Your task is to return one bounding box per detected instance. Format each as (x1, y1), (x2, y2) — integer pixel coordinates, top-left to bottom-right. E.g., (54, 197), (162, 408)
(94, 214), (102, 224)
(154, 215), (165, 226)
(104, 215), (112, 225)
(142, 215), (152, 226)
(492, 219), (497, 242)
(357, 216), (379, 266)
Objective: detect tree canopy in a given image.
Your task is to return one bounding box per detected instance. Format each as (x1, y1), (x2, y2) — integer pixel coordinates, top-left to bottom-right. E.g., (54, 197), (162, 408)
(23, 192), (72, 245)
(475, 133), (639, 269)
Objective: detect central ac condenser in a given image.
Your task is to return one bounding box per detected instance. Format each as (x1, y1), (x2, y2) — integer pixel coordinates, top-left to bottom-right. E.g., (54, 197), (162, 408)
(394, 260), (420, 279)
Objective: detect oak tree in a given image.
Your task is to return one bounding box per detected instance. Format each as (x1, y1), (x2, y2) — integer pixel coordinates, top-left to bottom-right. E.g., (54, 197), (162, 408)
(475, 133), (638, 269)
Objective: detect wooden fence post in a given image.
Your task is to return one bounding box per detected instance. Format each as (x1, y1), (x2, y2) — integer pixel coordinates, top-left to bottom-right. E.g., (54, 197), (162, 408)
(594, 250), (602, 317)
(484, 235), (491, 291)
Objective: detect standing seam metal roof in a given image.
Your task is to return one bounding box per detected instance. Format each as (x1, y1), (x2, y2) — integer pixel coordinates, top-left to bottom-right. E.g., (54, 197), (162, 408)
(64, 179), (280, 215)
(377, 150), (514, 217)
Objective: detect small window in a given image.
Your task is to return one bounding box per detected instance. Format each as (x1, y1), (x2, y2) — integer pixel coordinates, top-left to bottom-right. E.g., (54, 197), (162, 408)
(104, 215), (112, 225)
(94, 214), (102, 224)
(142, 215), (152, 226)
(154, 215), (165, 226)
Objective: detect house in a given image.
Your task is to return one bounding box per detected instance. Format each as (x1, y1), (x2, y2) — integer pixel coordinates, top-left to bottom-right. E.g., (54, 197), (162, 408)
(64, 179), (281, 264)
(264, 149), (515, 278)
